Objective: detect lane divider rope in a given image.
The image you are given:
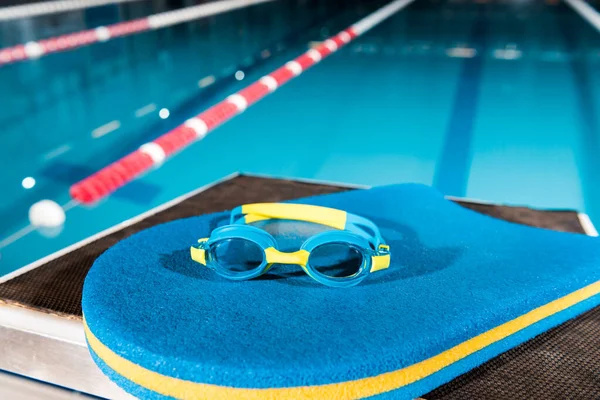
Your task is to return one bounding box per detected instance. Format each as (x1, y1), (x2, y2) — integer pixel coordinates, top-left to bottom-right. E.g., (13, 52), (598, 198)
(0, 0), (274, 66)
(0, 0), (143, 21)
(69, 0), (416, 204)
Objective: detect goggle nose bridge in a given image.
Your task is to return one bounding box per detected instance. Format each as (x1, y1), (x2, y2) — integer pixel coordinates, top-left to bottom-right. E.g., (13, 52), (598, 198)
(264, 248), (310, 266)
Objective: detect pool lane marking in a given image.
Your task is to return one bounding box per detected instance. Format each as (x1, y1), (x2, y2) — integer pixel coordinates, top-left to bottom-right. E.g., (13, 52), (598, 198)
(91, 120), (121, 138)
(198, 75), (216, 88)
(69, 0), (418, 204)
(0, 0), (275, 66)
(564, 0), (600, 33)
(0, 0), (143, 21)
(42, 144), (72, 161)
(135, 103), (157, 118)
(432, 9), (487, 197)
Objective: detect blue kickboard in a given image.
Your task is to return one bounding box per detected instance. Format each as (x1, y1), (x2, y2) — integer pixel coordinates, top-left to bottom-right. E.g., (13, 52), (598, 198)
(82, 184), (600, 399)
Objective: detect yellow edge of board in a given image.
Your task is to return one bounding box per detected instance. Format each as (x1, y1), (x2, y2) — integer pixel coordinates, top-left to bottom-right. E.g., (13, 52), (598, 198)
(85, 279), (600, 399)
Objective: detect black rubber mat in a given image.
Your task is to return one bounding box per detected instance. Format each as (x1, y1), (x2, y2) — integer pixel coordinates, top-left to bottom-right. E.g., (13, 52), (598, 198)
(425, 304), (600, 399)
(0, 174), (596, 398)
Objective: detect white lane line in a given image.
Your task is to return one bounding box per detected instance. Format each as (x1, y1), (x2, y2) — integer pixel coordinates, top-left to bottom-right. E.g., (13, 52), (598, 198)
(91, 120), (120, 138)
(198, 75), (216, 88)
(42, 144), (72, 161)
(446, 47), (477, 58)
(493, 48), (522, 60)
(134, 103), (157, 118)
(564, 0), (600, 33)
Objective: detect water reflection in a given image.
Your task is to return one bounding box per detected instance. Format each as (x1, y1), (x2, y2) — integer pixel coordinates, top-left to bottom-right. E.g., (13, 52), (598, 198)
(0, 0), (370, 239)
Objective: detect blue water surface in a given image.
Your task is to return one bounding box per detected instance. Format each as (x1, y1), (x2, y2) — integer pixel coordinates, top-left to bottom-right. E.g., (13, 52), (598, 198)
(0, 0), (599, 273)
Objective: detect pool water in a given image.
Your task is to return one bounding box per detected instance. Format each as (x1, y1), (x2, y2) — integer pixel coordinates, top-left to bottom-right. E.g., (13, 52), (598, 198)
(1, 0), (599, 274)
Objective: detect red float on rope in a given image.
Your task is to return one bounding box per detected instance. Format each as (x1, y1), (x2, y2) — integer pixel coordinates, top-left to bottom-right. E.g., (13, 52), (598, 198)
(70, 0), (416, 204)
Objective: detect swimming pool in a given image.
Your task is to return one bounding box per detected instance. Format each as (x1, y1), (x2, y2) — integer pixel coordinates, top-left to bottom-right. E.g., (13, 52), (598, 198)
(1, 0), (599, 274)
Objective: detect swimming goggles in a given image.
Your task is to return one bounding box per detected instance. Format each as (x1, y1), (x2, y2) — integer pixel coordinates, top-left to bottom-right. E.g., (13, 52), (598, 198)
(190, 203), (390, 287)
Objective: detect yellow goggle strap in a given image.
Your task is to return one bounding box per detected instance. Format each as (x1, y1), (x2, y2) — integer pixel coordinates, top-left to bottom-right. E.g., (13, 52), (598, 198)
(190, 247), (206, 265)
(190, 238), (208, 265)
(371, 254), (391, 272)
(241, 203), (347, 230)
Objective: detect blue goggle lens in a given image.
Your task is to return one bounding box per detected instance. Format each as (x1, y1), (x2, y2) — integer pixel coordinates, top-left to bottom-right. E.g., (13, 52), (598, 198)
(211, 238), (264, 272)
(308, 243), (365, 278)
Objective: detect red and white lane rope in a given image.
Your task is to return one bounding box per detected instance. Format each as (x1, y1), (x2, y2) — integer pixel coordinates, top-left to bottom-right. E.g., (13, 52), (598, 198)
(0, 0), (273, 66)
(70, 0), (416, 204)
(0, 0), (143, 21)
